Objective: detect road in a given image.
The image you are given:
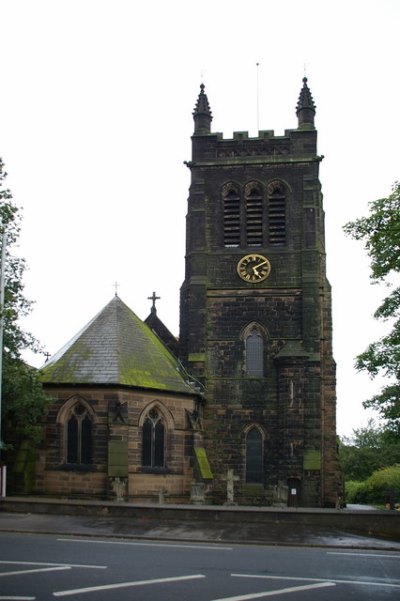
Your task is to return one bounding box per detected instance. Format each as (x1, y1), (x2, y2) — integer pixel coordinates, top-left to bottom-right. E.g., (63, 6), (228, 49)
(0, 532), (400, 600)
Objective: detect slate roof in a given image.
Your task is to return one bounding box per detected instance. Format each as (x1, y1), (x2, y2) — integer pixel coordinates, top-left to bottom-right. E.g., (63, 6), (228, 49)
(41, 295), (195, 394)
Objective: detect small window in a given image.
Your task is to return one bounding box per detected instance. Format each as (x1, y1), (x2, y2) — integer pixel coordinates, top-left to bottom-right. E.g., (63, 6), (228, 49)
(66, 403), (92, 465)
(142, 408), (165, 468)
(246, 427), (264, 483)
(246, 329), (264, 376)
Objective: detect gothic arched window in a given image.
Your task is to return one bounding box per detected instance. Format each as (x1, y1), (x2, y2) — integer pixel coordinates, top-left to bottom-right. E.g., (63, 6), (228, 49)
(245, 427), (264, 483)
(245, 326), (265, 376)
(222, 183), (241, 247)
(245, 182), (263, 246)
(142, 408), (165, 468)
(66, 403), (93, 465)
(267, 180), (286, 245)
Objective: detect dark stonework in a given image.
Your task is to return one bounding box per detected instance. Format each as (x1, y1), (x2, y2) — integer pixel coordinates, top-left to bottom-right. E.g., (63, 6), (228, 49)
(179, 80), (341, 507)
(145, 309), (179, 357)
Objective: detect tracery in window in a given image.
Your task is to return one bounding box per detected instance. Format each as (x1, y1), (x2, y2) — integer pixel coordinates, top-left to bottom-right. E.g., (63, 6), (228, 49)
(66, 402), (93, 464)
(244, 323), (265, 376)
(267, 180), (286, 245)
(222, 183), (241, 247)
(245, 426), (264, 483)
(142, 408), (165, 468)
(245, 182), (263, 246)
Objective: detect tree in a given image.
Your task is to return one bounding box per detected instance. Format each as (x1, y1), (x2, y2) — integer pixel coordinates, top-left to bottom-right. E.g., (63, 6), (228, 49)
(339, 419), (400, 481)
(344, 182), (400, 432)
(0, 158), (48, 449)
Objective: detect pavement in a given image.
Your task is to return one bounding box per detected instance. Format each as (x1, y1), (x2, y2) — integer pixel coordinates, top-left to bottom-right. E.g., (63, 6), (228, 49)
(1, 506), (400, 551)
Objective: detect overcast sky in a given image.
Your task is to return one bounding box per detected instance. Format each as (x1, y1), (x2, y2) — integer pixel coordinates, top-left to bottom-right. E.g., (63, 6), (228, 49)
(0, 0), (399, 436)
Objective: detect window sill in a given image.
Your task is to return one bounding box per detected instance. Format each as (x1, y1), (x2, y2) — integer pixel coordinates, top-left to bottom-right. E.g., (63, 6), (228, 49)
(140, 467), (170, 475)
(59, 463), (95, 472)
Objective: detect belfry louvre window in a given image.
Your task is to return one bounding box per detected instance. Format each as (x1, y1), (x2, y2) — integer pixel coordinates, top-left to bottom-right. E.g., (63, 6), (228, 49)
(245, 183), (263, 246)
(246, 329), (264, 376)
(66, 403), (92, 464)
(222, 183), (241, 247)
(246, 427), (264, 483)
(142, 408), (165, 468)
(267, 181), (286, 245)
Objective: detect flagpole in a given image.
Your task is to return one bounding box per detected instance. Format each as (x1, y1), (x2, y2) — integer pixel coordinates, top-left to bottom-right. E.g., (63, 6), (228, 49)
(256, 62), (260, 133)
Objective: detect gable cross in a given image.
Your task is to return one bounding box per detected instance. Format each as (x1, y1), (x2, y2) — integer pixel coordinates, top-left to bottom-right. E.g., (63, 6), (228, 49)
(148, 291), (160, 313)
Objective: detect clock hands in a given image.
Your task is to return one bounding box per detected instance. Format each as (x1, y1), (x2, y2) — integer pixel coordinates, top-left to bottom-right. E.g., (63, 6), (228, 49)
(252, 260), (269, 277)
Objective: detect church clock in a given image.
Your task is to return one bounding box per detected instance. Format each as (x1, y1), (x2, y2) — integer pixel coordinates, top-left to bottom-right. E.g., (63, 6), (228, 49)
(237, 254), (271, 282)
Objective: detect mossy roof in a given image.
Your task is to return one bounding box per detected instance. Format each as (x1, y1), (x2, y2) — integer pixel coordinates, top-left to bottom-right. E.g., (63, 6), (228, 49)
(41, 295), (195, 394)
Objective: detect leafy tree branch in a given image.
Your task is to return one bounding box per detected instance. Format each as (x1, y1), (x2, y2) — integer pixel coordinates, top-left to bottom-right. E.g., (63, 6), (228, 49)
(0, 158), (48, 448)
(344, 182), (400, 431)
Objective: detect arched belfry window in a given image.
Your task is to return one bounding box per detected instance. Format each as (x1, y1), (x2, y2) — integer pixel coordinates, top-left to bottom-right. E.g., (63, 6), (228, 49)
(66, 402), (93, 465)
(267, 180), (287, 245)
(245, 426), (264, 483)
(142, 408), (165, 468)
(244, 324), (265, 376)
(222, 182), (241, 247)
(245, 182), (263, 246)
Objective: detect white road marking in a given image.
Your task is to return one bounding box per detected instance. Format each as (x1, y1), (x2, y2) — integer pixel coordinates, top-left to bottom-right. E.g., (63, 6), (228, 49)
(53, 573), (205, 597)
(328, 551), (400, 559)
(211, 581), (335, 600)
(233, 573), (400, 590)
(0, 567), (71, 577)
(0, 597), (36, 600)
(57, 537), (232, 551)
(0, 561), (106, 570)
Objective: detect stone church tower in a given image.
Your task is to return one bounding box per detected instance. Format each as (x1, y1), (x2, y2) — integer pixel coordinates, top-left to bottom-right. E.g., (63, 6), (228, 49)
(179, 79), (341, 507)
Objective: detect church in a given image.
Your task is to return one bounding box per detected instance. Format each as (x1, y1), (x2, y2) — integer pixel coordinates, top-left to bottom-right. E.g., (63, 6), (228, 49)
(34, 79), (341, 507)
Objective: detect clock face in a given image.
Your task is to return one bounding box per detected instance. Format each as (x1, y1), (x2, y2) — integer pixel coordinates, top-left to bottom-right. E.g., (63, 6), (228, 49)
(237, 254), (271, 282)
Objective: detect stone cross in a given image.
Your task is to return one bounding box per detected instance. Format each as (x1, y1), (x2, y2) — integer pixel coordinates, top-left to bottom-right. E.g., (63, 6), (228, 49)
(224, 469), (240, 506)
(110, 477), (126, 502)
(148, 291), (160, 313)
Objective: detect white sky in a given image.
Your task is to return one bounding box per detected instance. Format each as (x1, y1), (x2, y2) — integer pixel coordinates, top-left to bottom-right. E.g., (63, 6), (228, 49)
(0, 0), (399, 437)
